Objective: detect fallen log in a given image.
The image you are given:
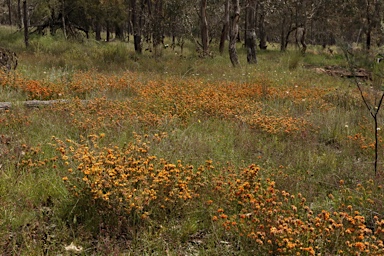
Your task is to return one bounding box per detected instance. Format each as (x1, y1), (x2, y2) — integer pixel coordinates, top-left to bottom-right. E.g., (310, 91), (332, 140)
(0, 102), (11, 110)
(313, 66), (371, 79)
(0, 99), (88, 110)
(23, 99), (69, 108)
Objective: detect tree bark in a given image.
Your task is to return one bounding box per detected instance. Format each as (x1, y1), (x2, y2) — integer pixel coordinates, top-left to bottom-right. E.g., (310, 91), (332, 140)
(131, 0), (142, 53)
(258, 1), (267, 50)
(49, 6), (56, 36)
(296, 26), (307, 53)
(219, 0), (230, 55)
(280, 16), (287, 51)
(23, 0), (29, 48)
(95, 21), (101, 41)
(153, 0), (163, 57)
(115, 23), (123, 40)
(106, 21), (110, 42)
(7, 0), (12, 25)
(200, 0), (209, 56)
(366, 28), (371, 50)
(245, 0), (257, 64)
(229, 0), (240, 67)
(62, 0), (67, 39)
(17, 0), (22, 29)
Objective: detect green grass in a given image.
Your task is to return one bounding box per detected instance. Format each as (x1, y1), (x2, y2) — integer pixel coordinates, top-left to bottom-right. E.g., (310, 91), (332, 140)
(1, 27), (384, 254)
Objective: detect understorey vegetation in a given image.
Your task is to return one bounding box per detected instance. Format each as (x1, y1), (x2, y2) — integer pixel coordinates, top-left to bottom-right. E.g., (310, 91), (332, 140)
(1, 27), (384, 255)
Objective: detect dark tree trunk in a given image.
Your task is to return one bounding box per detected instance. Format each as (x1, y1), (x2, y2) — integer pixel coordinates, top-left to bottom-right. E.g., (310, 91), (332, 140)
(23, 0), (28, 47)
(17, 0), (22, 29)
(95, 21), (101, 41)
(229, 0), (240, 66)
(7, 0), (12, 25)
(280, 16), (287, 51)
(366, 29), (371, 50)
(131, 0), (142, 53)
(115, 23), (123, 40)
(62, 0), (66, 39)
(365, 1), (373, 50)
(200, 0), (209, 56)
(49, 7), (56, 36)
(153, 0), (163, 57)
(106, 21), (110, 42)
(258, 2), (267, 50)
(245, 0), (257, 64)
(219, 0), (230, 55)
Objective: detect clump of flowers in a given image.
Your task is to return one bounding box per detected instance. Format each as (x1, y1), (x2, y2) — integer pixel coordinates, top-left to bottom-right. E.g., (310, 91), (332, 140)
(53, 133), (207, 223)
(209, 165), (384, 255)
(22, 80), (64, 100)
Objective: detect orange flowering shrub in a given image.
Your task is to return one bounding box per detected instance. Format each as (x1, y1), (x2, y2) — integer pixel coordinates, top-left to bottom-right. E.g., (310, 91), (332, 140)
(22, 80), (64, 100)
(2, 69), (359, 137)
(134, 78), (314, 135)
(67, 71), (139, 99)
(49, 97), (139, 135)
(53, 133), (208, 222)
(333, 179), (384, 226)
(210, 165), (384, 255)
(0, 71), (64, 100)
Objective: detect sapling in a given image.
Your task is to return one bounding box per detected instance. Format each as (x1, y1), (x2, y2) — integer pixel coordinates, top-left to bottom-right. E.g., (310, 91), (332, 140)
(343, 47), (384, 176)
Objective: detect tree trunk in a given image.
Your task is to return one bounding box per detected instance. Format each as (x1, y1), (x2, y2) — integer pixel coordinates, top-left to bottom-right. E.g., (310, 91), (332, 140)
(23, 0), (28, 48)
(365, 1), (372, 50)
(49, 6), (56, 36)
(366, 29), (371, 50)
(219, 0), (230, 55)
(17, 0), (22, 29)
(7, 0), (12, 25)
(115, 23), (123, 40)
(245, 0), (257, 64)
(200, 0), (209, 56)
(95, 21), (101, 41)
(131, 0), (142, 53)
(258, 2), (267, 50)
(153, 0), (163, 57)
(296, 26), (307, 53)
(106, 21), (110, 42)
(280, 16), (287, 51)
(62, 0), (67, 39)
(229, 0), (240, 66)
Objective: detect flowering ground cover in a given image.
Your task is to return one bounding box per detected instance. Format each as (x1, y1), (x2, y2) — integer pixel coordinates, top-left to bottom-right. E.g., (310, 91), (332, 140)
(0, 43), (384, 254)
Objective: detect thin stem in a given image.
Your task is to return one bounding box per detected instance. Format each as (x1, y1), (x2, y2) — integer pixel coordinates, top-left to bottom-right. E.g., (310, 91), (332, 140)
(373, 93), (384, 175)
(344, 47), (383, 176)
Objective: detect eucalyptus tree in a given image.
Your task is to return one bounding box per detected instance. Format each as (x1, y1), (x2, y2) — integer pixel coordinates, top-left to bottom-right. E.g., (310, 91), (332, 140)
(130, 0), (143, 53)
(200, 0), (209, 56)
(256, 0), (269, 50)
(229, 0), (240, 66)
(23, 0), (28, 47)
(6, 0), (12, 25)
(245, 0), (257, 63)
(163, 0), (193, 54)
(355, 0), (382, 50)
(219, 0), (229, 54)
(151, 0), (163, 56)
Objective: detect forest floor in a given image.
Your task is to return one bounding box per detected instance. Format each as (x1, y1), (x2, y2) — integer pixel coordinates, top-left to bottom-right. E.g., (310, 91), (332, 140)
(1, 33), (384, 255)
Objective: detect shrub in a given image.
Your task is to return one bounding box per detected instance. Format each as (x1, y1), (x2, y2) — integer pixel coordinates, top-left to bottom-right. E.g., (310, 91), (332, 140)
(52, 133), (208, 230)
(210, 165), (384, 255)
